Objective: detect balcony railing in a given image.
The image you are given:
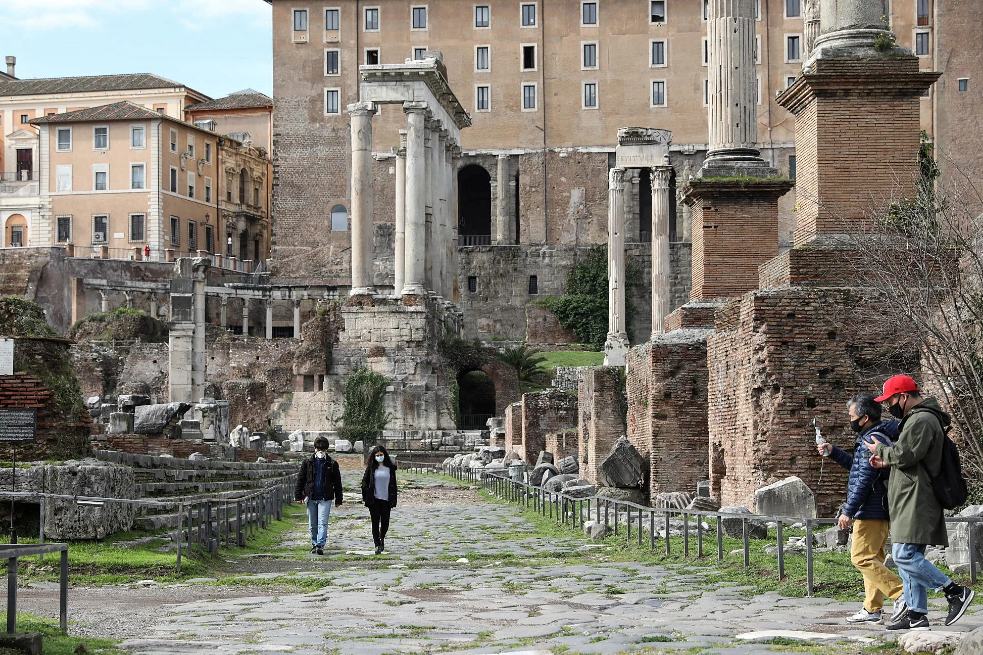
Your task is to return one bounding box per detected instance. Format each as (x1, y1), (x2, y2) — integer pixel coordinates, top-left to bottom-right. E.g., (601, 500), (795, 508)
(0, 170), (36, 182)
(458, 234), (492, 246)
(63, 243), (266, 272)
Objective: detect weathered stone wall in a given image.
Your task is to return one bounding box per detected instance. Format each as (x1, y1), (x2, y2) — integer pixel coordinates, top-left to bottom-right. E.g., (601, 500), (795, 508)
(552, 366), (590, 394)
(504, 402), (521, 453)
(520, 390), (578, 465)
(707, 288), (918, 515)
(545, 431), (577, 463)
(526, 305), (578, 345)
(577, 367), (625, 484)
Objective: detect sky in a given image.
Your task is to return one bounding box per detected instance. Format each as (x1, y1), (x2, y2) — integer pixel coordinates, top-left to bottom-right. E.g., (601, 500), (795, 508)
(0, 0), (274, 98)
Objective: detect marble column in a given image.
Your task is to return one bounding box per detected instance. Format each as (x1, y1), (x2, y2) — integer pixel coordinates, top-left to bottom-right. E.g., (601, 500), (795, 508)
(603, 168), (629, 367)
(495, 154), (511, 245)
(394, 131), (407, 297)
(448, 144), (461, 301)
(220, 296), (228, 328)
(804, 0), (821, 61)
(703, 0), (760, 171)
(293, 300), (302, 339)
(265, 299), (274, 340)
(348, 101), (375, 296)
(242, 301), (249, 337)
(150, 293), (158, 320)
(124, 292), (133, 309)
(435, 129), (448, 297)
(423, 118), (435, 292)
(401, 102), (428, 296)
(100, 291), (108, 313)
(651, 166), (673, 338)
(192, 259), (208, 400)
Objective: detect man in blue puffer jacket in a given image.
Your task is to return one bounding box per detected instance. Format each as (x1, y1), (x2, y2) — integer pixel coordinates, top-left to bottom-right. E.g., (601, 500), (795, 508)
(817, 393), (904, 625)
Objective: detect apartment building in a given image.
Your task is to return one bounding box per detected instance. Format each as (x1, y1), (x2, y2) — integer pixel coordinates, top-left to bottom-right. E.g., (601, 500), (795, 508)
(186, 89), (274, 153)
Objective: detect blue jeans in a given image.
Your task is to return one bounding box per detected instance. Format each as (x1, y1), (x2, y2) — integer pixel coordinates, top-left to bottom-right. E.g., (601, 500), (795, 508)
(892, 542), (951, 614)
(307, 499), (332, 547)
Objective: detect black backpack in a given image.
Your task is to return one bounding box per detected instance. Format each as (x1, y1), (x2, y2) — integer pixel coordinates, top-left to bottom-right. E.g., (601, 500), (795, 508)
(923, 428), (969, 510)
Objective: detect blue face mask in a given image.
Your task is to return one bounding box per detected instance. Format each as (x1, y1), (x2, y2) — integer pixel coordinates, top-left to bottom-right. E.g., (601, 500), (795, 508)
(374, 455), (385, 463)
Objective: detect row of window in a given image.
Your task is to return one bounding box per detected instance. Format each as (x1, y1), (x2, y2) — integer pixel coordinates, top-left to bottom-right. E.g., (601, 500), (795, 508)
(52, 213), (213, 247)
(55, 163), (148, 192)
(466, 275), (539, 295)
(168, 167), (213, 202)
(167, 128), (212, 163)
(54, 125), (145, 152)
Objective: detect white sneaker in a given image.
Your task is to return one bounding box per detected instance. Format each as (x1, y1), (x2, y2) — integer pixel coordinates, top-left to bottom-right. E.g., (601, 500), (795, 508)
(847, 608), (883, 624)
(890, 599), (908, 624)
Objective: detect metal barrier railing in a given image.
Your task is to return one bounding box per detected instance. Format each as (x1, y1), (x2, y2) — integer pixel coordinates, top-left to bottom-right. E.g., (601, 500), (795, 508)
(3, 542), (68, 634)
(0, 472), (297, 573)
(421, 466), (983, 595)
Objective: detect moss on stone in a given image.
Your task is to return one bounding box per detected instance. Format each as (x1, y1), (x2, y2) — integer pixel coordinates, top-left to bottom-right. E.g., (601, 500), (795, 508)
(68, 308), (168, 343)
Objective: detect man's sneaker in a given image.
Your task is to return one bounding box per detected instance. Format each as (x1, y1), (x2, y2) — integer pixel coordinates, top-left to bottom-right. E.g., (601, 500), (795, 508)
(847, 609), (882, 624)
(886, 613), (930, 631)
(945, 585), (975, 626)
(890, 599), (908, 624)
(309, 546), (317, 554)
(316, 546), (324, 555)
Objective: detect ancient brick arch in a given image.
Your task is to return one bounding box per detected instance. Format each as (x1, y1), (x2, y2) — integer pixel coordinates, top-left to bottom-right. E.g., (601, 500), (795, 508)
(456, 359), (519, 417)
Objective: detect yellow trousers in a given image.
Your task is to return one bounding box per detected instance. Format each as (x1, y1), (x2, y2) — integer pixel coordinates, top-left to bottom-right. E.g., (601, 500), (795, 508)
(852, 518), (904, 612)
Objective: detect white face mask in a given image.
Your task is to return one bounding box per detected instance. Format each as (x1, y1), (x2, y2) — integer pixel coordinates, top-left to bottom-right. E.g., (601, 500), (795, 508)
(374, 455), (385, 463)
(315, 450), (326, 459)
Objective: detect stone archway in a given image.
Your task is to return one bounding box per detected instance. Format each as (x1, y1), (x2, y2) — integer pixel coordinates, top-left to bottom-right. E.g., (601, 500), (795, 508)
(5, 214), (28, 248)
(457, 164), (492, 245)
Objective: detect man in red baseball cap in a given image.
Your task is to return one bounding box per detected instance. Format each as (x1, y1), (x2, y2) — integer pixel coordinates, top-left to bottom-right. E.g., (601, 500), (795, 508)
(865, 375), (974, 630)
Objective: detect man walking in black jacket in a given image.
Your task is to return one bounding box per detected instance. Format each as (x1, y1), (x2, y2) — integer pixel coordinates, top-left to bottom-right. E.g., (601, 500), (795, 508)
(294, 436), (344, 555)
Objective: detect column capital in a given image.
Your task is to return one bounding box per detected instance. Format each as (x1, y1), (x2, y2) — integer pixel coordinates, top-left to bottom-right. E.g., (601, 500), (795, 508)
(347, 101), (376, 116)
(398, 129), (408, 149)
(609, 167), (627, 189)
(403, 101), (428, 115)
(652, 166), (673, 189)
(293, 299), (301, 308)
(428, 117), (442, 131)
(220, 295), (228, 306)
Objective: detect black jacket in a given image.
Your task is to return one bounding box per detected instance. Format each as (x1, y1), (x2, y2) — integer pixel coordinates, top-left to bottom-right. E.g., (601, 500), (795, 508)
(361, 463), (398, 508)
(295, 455), (344, 504)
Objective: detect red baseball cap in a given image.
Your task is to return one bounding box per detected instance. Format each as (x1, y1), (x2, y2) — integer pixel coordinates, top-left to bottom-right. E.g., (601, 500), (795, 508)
(874, 375), (919, 403)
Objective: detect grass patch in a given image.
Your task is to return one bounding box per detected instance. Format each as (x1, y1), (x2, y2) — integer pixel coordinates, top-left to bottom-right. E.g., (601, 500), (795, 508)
(5, 613), (121, 655)
(536, 351), (605, 370)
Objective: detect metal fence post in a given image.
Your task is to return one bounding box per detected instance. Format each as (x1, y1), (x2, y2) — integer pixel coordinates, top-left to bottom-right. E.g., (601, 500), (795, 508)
(806, 519), (814, 597)
(236, 501), (244, 547)
(716, 516), (724, 562)
(637, 508), (643, 548)
(742, 519), (750, 569)
(626, 506), (631, 541)
(650, 510), (655, 550)
(7, 552), (17, 633)
(777, 520), (785, 580)
(59, 548), (68, 631)
(969, 519), (977, 585)
(697, 513), (704, 558)
(665, 512), (671, 556)
(176, 501), (184, 574)
(683, 512), (690, 557)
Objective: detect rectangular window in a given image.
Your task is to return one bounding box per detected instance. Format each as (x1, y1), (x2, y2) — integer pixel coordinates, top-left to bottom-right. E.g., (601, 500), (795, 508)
(787, 75), (797, 88)
(205, 177), (212, 203)
(652, 80), (666, 106)
(702, 37), (709, 66)
(583, 82), (597, 108)
(94, 165), (109, 191)
(205, 142), (212, 164)
(170, 216), (180, 246)
(205, 225), (214, 253)
(413, 47), (427, 60)
(476, 85), (490, 111)
(130, 125), (146, 149)
(254, 188), (260, 206)
(786, 35), (801, 62)
(56, 216), (72, 243)
(293, 9), (308, 31)
(703, 0), (708, 20)
(522, 84), (537, 110)
(325, 49), (340, 75)
(475, 5), (490, 27)
(650, 1), (665, 23)
(188, 221), (198, 251)
(129, 214), (145, 242)
(521, 3), (536, 26)
(915, 32), (930, 56)
(170, 167), (178, 193)
(325, 8), (340, 30)
(476, 46), (490, 71)
(755, 35), (761, 64)
(169, 129), (177, 153)
(187, 135), (195, 159)
(522, 44), (536, 70)
(582, 2), (597, 25)
(56, 127), (72, 151)
(582, 42), (597, 69)
(786, 0), (800, 18)
(411, 6), (427, 29)
(325, 88), (340, 114)
(468, 276), (477, 293)
(131, 164), (146, 190)
(958, 78), (969, 92)
(56, 165), (72, 192)
(651, 40), (666, 66)
(364, 7), (379, 30)
(187, 172), (195, 199)
(704, 78), (709, 106)
(366, 48), (380, 65)
(94, 126), (108, 150)
(20, 115), (28, 124)
(789, 154), (797, 180)
(92, 215), (108, 244)
(917, 0), (930, 26)
(528, 275), (538, 295)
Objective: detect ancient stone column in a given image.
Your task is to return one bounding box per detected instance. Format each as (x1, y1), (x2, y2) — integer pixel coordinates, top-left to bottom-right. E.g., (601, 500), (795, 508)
(703, 0), (763, 174)
(604, 168), (629, 367)
(192, 259), (208, 399)
(293, 300), (302, 339)
(448, 145), (462, 301)
(100, 291), (108, 313)
(348, 101), (375, 296)
(424, 118), (435, 292)
(394, 131), (407, 297)
(242, 301), (249, 337)
(265, 298), (274, 340)
(401, 102), (428, 296)
(495, 154), (511, 245)
(651, 166), (673, 338)
(816, 0), (891, 54)
(220, 296), (228, 328)
(150, 293), (158, 320)
(435, 128), (448, 297)
(803, 0), (821, 61)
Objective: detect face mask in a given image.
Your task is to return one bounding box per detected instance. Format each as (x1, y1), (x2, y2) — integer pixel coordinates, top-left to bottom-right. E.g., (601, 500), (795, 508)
(315, 450), (326, 459)
(375, 455), (385, 463)
(888, 396), (906, 419)
(850, 418), (864, 433)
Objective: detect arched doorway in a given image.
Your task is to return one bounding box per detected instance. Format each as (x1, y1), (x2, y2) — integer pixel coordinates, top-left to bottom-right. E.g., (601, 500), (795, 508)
(239, 168), (249, 204)
(5, 214), (27, 248)
(457, 369), (496, 429)
(457, 165), (492, 246)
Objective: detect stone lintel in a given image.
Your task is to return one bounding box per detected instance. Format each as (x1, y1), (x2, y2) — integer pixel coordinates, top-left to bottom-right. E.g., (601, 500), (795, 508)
(681, 177), (795, 206)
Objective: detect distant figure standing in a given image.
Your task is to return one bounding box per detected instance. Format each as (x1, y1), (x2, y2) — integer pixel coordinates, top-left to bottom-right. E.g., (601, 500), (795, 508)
(294, 436), (344, 555)
(361, 445), (397, 555)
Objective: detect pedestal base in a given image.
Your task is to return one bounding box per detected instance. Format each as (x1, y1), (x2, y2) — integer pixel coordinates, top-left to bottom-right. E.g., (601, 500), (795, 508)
(603, 333), (630, 367)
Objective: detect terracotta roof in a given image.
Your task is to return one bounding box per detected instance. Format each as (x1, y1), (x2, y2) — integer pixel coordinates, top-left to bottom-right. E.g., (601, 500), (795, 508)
(30, 101), (167, 124)
(187, 90), (273, 111)
(0, 72), (200, 98)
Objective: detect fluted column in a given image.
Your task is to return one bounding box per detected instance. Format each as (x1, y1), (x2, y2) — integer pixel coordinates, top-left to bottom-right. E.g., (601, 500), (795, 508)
(394, 131), (407, 297)
(804, 0), (821, 61)
(448, 145), (461, 301)
(435, 129), (448, 297)
(402, 102), (427, 296)
(423, 118), (434, 292)
(604, 168), (629, 367)
(651, 166), (673, 338)
(495, 154), (511, 244)
(348, 102), (375, 296)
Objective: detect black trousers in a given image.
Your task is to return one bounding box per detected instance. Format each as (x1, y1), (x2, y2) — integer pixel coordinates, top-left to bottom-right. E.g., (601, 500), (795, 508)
(369, 498), (391, 546)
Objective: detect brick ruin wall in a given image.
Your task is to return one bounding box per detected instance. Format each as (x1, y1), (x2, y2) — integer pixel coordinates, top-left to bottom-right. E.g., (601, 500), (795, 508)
(545, 431), (577, 463)
(0, 373), (89, 460)
(577, 367), (625, 485)
(504, 402), (522, 453)
(707, 287), (919, 516)
(521, 390), (578, 465)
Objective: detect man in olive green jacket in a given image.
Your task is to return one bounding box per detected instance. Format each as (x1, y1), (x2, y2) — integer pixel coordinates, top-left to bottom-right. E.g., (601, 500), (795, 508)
(867, 375), (975, 631)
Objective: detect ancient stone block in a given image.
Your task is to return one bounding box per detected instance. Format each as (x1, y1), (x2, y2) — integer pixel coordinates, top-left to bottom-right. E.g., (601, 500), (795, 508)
(947, 505), (983, 574)
(543, 474), (578, 493)
(557, 456), (579, 475)
(719, 507), (767, 540)
(133, 402), (192, 436)
(753, 476), (817, 519)
(596, 436), (647, 489)
(529, 463), (559, 487)
(594, 487), (646, 505)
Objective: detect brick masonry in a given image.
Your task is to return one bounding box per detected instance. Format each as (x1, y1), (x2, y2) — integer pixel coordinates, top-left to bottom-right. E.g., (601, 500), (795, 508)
(521, 390), (578, 465)
(576, 367), (625, 485)
(504, 402), (522, 454)
(545, 431), (578, 463)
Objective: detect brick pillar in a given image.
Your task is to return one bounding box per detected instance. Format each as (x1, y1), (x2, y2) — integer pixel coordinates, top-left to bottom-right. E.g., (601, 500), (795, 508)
(577, 367), (625, 485)
(504, 402), (522, 453)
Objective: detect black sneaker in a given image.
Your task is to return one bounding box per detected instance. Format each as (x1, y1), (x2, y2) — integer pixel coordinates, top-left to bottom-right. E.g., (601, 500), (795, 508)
(374, 546), (382, 555)
(309, 546), (317, 554)
(316, 546), (324, 555)
(886, 613), (930, 631)
(945, 586), (975, 626)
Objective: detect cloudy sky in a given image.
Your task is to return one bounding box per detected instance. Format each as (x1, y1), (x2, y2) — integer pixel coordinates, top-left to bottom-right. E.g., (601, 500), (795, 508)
(0, 0), (273, 98)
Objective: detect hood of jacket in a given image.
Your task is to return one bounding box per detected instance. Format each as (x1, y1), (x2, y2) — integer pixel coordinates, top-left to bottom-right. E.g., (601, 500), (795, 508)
(856, 418), (900, 446)
(903, 397), (951, 430)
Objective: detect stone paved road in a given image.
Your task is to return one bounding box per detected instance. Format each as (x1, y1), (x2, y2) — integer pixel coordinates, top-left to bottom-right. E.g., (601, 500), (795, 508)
(21, 473), (983, 654)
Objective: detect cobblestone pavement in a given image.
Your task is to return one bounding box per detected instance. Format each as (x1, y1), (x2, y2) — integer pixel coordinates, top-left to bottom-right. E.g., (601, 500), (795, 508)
(21, 473), (983, 654)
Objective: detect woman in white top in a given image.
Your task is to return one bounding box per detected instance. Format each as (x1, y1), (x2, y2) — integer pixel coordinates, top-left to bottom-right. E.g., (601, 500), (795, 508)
(360, 444), (398, 554)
